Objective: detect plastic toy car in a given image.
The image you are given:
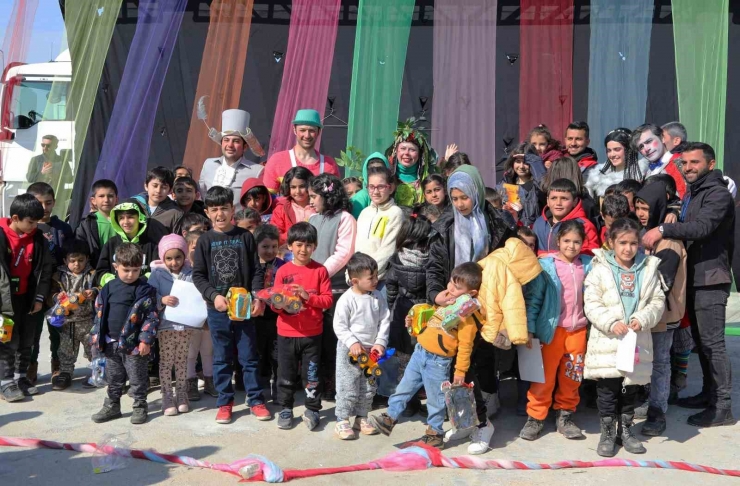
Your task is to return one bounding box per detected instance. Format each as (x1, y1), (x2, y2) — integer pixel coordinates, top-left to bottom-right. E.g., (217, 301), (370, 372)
(48, 292), (88, 327)
(227, 287), (252, 321)
(348, 348), (395, 385)
(430, 294), (480, 332)
(407, 303), (435, 336)
(255, 285), (304, 314)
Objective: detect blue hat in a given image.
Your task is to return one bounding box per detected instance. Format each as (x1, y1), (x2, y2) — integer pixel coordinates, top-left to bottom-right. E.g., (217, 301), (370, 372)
(291, 109), (322, 129)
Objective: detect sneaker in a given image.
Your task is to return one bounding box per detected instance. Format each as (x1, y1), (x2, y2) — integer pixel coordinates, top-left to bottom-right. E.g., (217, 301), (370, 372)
(676, 391), (710, 409)
(444, 426), (474, 443)
(687, 406), (737, 427)
(17, 377), (39, 396)
(216, 402), (234, 424)
(353, 417), (379, 435)
(52, 372), (72, 391)
(335, 420), (356, 440)
(203, 376), (218, 397)
(131, 402), (148, 424)
(519, 416), (544, 441)
(92, 399), (122, 423)
(367, 413), (396, 436)
(0, 382), (25, 402)
(251, 403), (272, 421)
(420, 427), (444, 450)
(163, 406), (178, 416)
(468, 420), (495, 455)
(555, 410), (585, 440)
(277, 408), (294, 429)
(187, 378), (201, 402)
(303, 410), (320, 431)
(26, 361), (38, 385)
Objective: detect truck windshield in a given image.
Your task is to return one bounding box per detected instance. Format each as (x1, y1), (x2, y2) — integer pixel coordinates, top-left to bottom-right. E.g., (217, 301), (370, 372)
(10, 81), (70, 128)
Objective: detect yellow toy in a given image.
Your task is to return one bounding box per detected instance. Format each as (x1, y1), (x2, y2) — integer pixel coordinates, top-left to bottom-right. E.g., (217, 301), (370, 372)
(407, 303), (434, 336)
(227, 287), (252, 321)
(0, 316), (14, 344)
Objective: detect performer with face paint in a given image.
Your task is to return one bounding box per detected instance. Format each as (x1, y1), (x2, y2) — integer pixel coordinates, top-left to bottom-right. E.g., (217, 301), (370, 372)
(631, 124), (687, 199)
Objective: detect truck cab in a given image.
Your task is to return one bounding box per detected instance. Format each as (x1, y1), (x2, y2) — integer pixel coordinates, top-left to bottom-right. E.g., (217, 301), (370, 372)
(0, 50), (73, 217)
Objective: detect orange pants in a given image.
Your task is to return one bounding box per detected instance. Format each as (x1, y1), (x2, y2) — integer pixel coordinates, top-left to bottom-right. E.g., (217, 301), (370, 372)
(526, 326), (587, 420)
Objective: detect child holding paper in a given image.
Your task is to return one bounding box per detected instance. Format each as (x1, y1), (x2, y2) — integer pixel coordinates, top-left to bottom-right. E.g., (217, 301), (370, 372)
(583, 218), (665, 457)
(148, 234), (198, 416)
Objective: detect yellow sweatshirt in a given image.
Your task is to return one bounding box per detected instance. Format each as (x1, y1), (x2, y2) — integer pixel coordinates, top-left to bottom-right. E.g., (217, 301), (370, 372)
(416, 310), (481, 377)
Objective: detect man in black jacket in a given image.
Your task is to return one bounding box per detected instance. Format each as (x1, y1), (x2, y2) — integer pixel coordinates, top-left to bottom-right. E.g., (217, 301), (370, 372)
(643, 142), (735, 428)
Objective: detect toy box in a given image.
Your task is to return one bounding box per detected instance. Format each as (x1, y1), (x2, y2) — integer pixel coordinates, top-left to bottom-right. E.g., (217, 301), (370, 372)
(227, 287), (252, 321)
(254, 285), (304, 314)
(429, 294), (480, 332)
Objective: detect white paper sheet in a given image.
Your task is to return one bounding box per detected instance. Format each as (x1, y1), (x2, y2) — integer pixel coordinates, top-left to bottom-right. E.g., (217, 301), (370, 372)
(616, 329), (637, 372)
(517, 339), (545, 383)
(163, 280), (207, 328)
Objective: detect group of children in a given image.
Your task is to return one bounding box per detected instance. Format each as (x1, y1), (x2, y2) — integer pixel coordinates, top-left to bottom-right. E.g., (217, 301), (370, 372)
(0, 119), (714, 459)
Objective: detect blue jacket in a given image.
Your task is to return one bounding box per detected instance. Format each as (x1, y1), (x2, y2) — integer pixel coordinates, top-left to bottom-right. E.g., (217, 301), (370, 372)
(524, 255), (592, 345)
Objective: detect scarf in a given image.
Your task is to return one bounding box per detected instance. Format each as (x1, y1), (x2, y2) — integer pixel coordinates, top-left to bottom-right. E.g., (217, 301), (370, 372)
(398, 248), (429, 267)
(212, 158), (238, 188)
(396, 162), (419, 184)
(448, 171), (488, 266)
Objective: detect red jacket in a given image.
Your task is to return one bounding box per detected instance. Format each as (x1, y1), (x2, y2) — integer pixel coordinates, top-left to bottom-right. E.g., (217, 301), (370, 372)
(0, 218), (35, 295)
(533, 199), (600, 256)
(272, 261), (333, 337)
(239, 178), (273, 216)
(667, 153), (688, 199)
(574, 148), (599, 171)
(271, 199), (297, 246)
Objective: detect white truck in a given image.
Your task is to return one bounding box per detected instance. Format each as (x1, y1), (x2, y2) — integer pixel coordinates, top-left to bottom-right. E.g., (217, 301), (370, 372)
(0, 50), (73, 217)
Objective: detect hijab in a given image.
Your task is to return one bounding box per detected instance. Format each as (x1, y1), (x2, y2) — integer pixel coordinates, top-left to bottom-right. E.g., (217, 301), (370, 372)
(448, 165), (489, 266)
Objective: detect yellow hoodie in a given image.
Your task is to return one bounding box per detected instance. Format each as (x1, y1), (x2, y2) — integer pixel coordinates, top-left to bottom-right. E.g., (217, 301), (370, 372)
(477, 238), (542, 345)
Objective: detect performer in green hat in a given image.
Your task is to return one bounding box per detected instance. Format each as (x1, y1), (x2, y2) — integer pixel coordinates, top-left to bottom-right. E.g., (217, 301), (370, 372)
(385, 119), (438, 207)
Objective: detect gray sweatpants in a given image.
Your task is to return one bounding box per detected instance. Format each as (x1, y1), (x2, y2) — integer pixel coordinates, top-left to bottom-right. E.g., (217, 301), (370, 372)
(335, 342), (377, 421)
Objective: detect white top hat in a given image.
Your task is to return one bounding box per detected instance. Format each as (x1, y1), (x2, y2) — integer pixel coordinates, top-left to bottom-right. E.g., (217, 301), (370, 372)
(205, 108), (264, 157)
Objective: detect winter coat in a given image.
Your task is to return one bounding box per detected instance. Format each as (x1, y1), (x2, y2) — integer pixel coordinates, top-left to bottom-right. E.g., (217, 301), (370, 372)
(350, 152), (391, 219)
(90, 277), (160, 355)
(75, 212), (103, 267)
(585, 158), (650, 198)
(661, 170), (735, 288)
(525, 255), (593, 345)
(133, 192), (184, 235)
(147, 261), (199, 330)
(477, 238), (542, 346)
(385, 253), (428, 310)
(583, 249), (665, 385)
(497, 154), (546, 227)
(427, 202), (514, 304)
(533, 199), (600, 256)
(0, 225), (54, 316)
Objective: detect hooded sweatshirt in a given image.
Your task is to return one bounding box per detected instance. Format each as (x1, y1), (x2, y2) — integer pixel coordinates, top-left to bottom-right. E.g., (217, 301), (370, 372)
(533, 199), (600, 256)
(0, 218), (36, 295)
(239, 178), (273, 220)
(350, 152), (391, 219)
(94, 199), (168, 286)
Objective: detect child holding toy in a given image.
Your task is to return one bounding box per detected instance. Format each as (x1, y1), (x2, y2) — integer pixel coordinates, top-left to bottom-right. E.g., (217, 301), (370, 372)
(332, 252), (390, 440)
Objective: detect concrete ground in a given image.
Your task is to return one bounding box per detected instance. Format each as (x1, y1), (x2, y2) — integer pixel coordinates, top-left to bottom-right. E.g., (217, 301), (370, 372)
(3, 297), (740, 485)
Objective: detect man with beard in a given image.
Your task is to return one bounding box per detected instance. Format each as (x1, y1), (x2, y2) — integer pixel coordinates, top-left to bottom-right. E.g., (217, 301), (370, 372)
(199, 110), (264, 209)
(632, 124), (687, 199)
(564, 121), (598, 178)
(643, 142), (735, 428)
(262, 109), (340, 195)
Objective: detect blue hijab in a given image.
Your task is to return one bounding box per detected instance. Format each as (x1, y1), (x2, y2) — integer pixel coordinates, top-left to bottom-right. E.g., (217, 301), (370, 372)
(448, 167), (489, 266)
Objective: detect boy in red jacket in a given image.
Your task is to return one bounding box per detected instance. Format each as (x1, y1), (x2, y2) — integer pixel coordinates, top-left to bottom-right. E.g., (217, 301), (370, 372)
(271, 222), (332, 431)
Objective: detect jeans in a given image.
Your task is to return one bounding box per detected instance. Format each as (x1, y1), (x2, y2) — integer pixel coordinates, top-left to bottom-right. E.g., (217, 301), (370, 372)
(688, 285), (733, 409)
(276, 335), (322, 412)
(387, 343), (451, 435)
(648, 330), (674, 413)
(207, 308), (264, 407)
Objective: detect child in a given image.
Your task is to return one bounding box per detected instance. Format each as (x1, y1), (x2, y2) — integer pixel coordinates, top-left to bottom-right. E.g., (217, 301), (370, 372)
(272, 167), (315, 246)
(615, 179), (643, 212)
(26, 182), (73, 384)
(343, 177), (362, 198)
(350, 153), (391, 219)
(527, 124), (566, 170)
(90, 243), (159, 424)
(633, 181), (686, 436)
(173, 176), (206, 217)
(49, 240), (97, 391)
(174, 165), (193, 180)
(583, 218), (665, 457)
(600, 194), (630, 247)
(180, 212), (210, 238)
(519, 221), (593, 441)
(235, 208), (262, 232)
(421, 174), (447, 209)
(148, 235), (199, 415)
(368, 263), (483, 451)
(497, 144), (546, 227)
(564, 121), (598, 177)
(333, 253), (390, 439)
(240, 178), (273, 223)
(0, 194), (54, 402)
(76, 179), (119, 267)
(272, 223), (333, 430)
(95, 199), (168, 286)
(517, 226), (537, 253)
(184, 229), (216, 401)
(134, 166), (184, 234)
(485, 187), (518, 230)
(252, 224), (284, 401)
(308, 174), (357, 400)
(355, 166), (404, 292)
(533, 178), (599, 255)
(191, 186), (269, 424)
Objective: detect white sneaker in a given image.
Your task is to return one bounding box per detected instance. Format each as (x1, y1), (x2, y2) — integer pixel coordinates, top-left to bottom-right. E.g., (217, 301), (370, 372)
(467, 420), (494, 455)
(444, 426), (474, 443)
(484, 392), (500, 418)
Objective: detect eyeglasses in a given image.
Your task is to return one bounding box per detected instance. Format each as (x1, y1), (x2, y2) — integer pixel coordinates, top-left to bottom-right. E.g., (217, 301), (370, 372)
(368, 184), (390, 193)
(40, 143), (52, 148)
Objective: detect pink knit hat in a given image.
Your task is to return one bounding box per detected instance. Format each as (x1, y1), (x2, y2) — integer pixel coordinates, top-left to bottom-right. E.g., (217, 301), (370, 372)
(158, 234), (189, 261)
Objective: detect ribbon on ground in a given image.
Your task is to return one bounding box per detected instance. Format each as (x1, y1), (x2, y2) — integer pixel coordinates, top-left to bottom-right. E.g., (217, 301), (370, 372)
(2, 436), (739, 483)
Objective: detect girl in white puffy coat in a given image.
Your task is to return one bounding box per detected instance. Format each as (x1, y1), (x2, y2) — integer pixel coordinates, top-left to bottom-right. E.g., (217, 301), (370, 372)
(583, 218), (665, 458)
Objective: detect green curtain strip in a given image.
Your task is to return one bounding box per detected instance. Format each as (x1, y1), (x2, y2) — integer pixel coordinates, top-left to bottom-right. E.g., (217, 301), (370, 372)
(672, 0), (729, 169)
(345, 0), (415, 176)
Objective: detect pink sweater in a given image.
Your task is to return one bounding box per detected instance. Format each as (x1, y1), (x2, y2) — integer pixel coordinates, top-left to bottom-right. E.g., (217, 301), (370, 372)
(554, 256), (588, 331)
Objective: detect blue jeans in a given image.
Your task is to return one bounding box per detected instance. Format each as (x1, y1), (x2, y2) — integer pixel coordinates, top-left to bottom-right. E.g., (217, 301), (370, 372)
(387, 343), (451, 435)
(207, 308), (264, 407)
(648, 329), (674, 413)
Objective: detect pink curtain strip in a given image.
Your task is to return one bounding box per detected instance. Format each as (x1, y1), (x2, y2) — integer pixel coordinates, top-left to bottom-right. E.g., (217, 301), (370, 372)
(1, 0), (38, 71)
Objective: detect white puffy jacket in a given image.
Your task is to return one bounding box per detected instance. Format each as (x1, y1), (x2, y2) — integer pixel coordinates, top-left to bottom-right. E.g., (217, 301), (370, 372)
(583, 249), (666, 385)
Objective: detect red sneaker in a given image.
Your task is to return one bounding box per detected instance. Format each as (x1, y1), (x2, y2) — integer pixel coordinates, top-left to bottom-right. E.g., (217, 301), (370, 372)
(215, 402), (233, 424)
(251, 403), (272, 421)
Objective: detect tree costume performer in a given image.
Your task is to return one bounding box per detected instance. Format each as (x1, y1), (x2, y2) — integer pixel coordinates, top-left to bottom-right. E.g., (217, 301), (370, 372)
(385, 119), (437, 207)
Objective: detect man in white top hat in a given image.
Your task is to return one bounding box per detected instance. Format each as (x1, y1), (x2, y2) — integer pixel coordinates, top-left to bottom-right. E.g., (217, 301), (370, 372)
(198, 109), (264, 208)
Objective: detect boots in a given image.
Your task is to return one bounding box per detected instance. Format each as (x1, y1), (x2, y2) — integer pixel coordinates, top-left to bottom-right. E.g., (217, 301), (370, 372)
(51, 358), (60, 379)
(597, 416), (618, 457)
(618, 413), (646, 454)
(555, 410), (585, 439)
(187, 377), (201, 402)
(203, 376), (218, 397)
(92, 399), (122, 423)
(519, 416), (544, 441)
(27, 361), (39, 385)
(641, 406), (666, 436)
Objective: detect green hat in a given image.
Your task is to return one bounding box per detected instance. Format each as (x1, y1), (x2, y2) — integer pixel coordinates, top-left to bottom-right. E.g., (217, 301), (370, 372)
(292, 109), (322, 129)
